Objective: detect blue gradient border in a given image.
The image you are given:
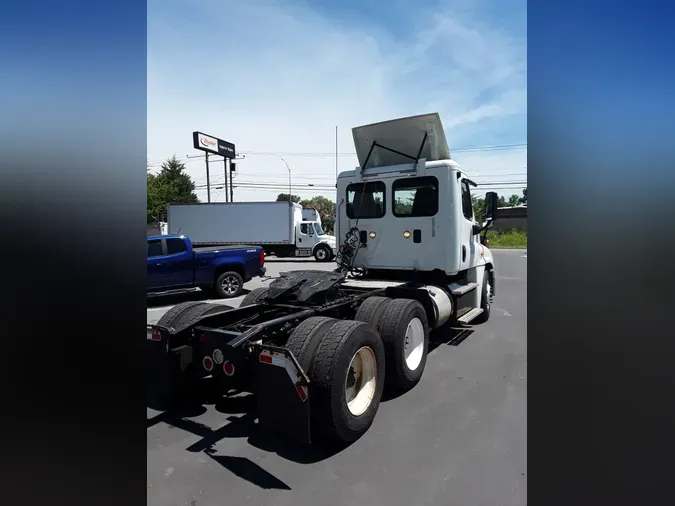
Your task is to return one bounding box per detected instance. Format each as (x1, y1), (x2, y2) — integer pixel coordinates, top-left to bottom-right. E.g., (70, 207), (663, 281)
(529, 0), (675, 503)
(1, 1), (147, 504)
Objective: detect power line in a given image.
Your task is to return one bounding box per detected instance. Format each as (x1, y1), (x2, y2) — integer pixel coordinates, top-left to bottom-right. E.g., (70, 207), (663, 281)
(147, 143), (527, 167)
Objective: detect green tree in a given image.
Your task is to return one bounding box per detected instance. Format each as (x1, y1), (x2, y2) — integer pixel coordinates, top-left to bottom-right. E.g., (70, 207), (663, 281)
(519, 188), (527, 205)
(276, 193), (301, 203)
(508, 194), (521, 207)
(147, 156), (199, 223)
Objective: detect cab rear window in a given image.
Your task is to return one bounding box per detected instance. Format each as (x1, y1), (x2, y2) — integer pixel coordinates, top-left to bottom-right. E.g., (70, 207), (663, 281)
(392, 176), (439, 217)
(346, 181), (386, 219)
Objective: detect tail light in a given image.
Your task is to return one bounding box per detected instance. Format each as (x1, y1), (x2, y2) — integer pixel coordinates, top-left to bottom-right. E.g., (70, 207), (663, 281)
(223, 361), (235, 377)
(259, 249), (265, 266)
(202, 356), (214, 372)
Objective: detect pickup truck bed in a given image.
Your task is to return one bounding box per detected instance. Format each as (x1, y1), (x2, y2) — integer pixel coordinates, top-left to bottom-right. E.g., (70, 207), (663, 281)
(194, 245), (260, 253)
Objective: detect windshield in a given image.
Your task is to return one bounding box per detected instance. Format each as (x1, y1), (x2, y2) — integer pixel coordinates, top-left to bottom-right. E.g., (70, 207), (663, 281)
(314, 222), (325, 235)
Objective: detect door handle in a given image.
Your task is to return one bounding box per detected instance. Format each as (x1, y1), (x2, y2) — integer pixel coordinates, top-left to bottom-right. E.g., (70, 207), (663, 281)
(156, 262), (165, 266)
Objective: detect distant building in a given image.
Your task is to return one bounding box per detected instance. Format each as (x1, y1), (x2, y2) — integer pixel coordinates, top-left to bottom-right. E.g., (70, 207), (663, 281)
(495, 205), (527, 230)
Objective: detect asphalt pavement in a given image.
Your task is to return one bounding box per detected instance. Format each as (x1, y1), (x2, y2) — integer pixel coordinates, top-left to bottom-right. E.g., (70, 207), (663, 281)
(147, 250), (527, 506)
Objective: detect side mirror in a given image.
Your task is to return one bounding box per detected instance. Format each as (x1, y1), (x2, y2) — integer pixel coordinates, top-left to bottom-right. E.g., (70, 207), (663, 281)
(485, 191), (499, 221)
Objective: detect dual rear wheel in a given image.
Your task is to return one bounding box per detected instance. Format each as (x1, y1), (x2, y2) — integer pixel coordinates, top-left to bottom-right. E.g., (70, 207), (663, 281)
(286, 297), (429, 444)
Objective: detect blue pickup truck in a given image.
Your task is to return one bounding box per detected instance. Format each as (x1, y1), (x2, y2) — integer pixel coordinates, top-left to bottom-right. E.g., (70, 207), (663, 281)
(147, 235), (266, 298)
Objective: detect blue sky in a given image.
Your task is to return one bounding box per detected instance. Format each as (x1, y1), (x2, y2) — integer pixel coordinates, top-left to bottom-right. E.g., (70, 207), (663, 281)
(147, 0), (527, 202)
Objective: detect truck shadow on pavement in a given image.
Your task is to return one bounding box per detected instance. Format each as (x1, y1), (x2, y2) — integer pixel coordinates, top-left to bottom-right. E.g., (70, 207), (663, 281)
(147, 387), (345, 490)
(146, 325), (476, 489)
(381, 326), (475, 401)
(146, 288), (251, 308)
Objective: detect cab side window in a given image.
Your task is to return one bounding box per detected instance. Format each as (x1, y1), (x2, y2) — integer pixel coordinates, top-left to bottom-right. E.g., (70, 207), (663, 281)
(147, 239), (163, 258)
(166, 238), (187, 255)
(461, 180), (473, 221)
(300, 223), (309, 234)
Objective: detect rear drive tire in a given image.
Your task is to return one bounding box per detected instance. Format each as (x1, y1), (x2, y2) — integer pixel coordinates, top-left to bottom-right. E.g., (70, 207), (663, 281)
(285, 316), (340, 373)
(240, 287), (269, 307)
(310, 320), (385, 443)
(354, 296), (393, 332)
(314, 244), (332, 262)
(379, 299), (430, 392)
(473, 272), (492, 324)
(168, 303), (233, 333)
(157, 302), (208, 330)
(215, 271), (244, 298)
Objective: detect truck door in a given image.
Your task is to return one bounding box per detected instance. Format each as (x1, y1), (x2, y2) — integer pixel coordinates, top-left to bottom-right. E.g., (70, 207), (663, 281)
(163, 237), (194, 288)
(295, 223), (313, 257)
(459, 179), (478, 271)
(147, 238), (167, 289)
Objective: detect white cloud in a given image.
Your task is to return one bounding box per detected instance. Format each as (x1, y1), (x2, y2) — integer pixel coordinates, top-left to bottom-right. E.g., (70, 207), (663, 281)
(148, 0), (526, 201)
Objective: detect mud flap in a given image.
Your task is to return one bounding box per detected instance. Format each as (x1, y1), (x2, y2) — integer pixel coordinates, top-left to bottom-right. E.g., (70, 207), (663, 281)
(146, 325), (193, 410)
(256, 345), (312, 445)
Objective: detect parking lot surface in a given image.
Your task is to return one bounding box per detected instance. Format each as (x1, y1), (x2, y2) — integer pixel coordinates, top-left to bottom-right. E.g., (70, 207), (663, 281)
(147, 250), (527, 506)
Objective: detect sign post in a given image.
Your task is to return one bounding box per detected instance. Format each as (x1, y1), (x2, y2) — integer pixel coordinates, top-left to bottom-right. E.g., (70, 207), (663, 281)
(192, 131), (236, 203)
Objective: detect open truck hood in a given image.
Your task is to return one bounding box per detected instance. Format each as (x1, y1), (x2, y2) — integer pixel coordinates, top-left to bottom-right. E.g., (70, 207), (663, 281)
(351, 113), (450, 170)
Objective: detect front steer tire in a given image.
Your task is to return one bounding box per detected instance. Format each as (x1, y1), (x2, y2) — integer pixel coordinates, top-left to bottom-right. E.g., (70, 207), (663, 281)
(473, 272), (492, 324)
(310, 320), (385, 444)
(314, 244), (333, 262)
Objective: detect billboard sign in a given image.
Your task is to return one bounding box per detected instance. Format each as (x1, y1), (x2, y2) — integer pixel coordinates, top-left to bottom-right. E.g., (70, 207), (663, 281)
(192, 131), (236, 158)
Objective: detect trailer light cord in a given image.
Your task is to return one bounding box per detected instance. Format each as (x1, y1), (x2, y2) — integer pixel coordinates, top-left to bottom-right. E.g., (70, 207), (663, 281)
(335, 226), (365, 276)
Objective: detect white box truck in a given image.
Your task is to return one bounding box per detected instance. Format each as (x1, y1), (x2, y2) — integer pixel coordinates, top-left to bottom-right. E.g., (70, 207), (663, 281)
(167, 201), (337, 262)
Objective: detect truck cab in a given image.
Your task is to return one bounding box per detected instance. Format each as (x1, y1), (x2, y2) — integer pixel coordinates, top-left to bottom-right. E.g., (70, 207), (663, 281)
(290, 204), (337, 261)
(335, 113), (498, 319)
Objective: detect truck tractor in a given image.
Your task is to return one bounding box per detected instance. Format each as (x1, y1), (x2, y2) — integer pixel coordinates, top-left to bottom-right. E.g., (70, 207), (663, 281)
(146, 113), (499, 446)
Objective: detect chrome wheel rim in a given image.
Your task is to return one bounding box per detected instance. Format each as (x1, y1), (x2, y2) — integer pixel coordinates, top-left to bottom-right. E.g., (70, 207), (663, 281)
(345, 346), (377, 416)
(404, 317), (425, 371)
(221, 276), (240, 294)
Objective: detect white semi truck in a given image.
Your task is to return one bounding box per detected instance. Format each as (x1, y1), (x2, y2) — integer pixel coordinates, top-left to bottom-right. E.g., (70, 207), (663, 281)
(148, 113), (499, 445)
(167, 201), (337, 262)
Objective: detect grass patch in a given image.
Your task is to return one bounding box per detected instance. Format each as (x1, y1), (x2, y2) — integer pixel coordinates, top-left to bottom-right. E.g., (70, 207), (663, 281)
(486, 229), (527, 249)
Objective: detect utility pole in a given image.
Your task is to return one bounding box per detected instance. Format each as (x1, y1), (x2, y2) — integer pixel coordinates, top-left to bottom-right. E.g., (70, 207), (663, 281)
(335, 125), (338, 179)
(281, 158), (292, 202)
(223, 158), (229, 202)
(229, 159), (234, 203)
(205, 152), (211, 202)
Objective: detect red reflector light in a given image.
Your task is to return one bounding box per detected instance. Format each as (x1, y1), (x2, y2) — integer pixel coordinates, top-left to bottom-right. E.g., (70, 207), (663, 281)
(295, 383), (308, 402)
(259, 353), (273, 364)
(223, 361), (235, 376)
(151, 332), (161, 341)
(199, 333), (207, 343)
(202, 356), (214, 372)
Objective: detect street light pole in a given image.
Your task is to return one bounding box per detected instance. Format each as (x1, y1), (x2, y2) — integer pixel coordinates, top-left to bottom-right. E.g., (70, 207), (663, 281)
(281, 158), (292, 202)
